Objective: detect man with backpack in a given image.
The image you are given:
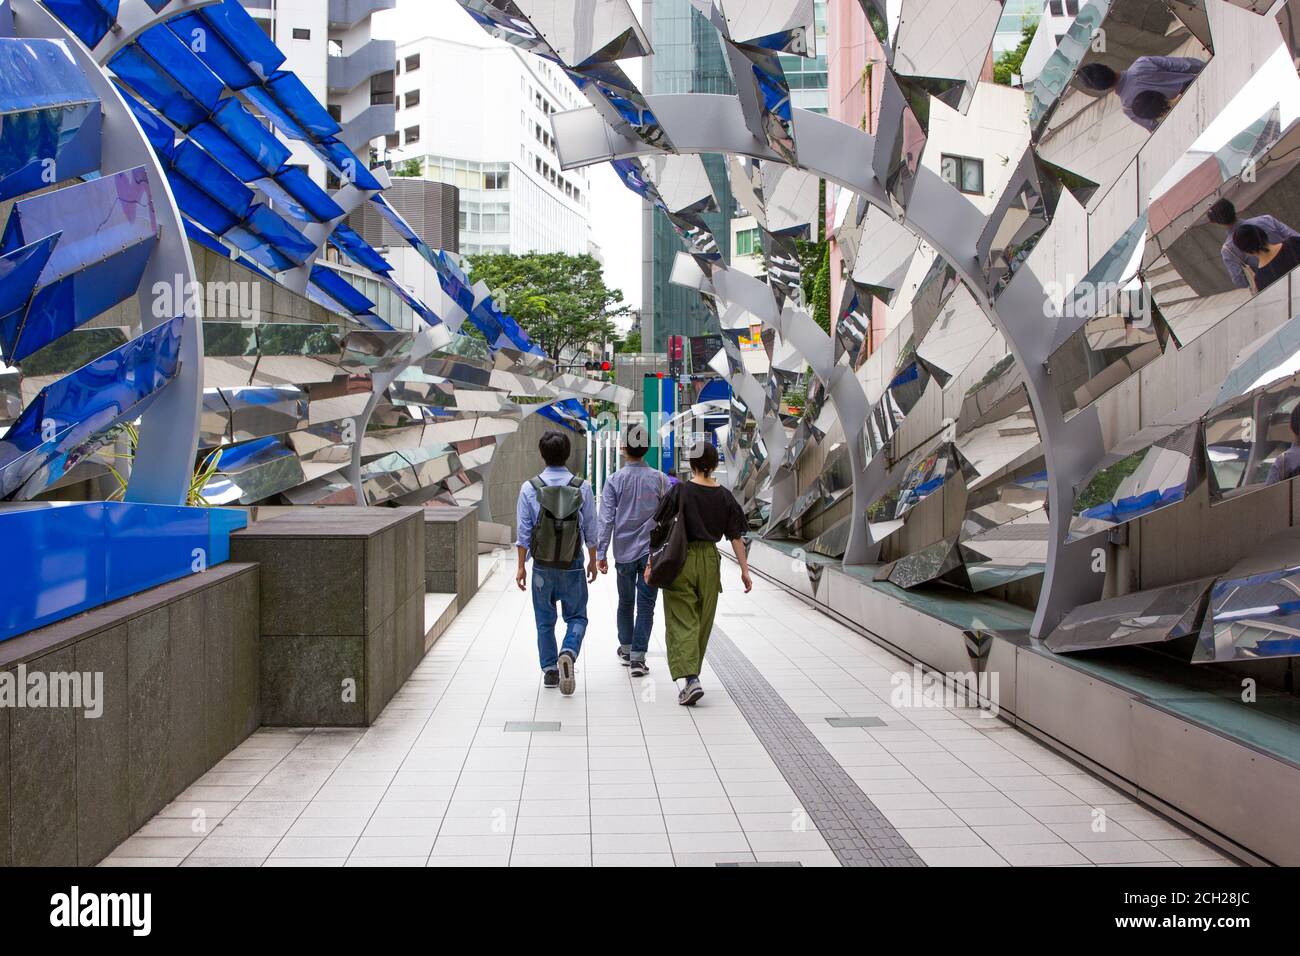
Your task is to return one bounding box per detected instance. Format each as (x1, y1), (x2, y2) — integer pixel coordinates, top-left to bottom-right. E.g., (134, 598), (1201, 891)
(515, 429), (598, 695)
(596, 424), (669, 678)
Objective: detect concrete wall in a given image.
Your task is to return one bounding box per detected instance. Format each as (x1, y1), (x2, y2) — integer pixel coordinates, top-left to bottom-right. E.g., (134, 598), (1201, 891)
(231, 507), (425, 726)
(425, 506), (479, 609)
(0, 563), (260, 867)
(488, 414), (587, 537)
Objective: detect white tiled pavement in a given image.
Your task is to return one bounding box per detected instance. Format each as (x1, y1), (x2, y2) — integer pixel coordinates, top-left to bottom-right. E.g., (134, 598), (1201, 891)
(104, 558), (1238, 867)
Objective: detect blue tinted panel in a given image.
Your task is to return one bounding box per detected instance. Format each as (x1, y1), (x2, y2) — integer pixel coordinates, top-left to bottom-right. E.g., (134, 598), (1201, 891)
(2, 166), (157, 282)
(224, 203), (313, 272)
(169, 171), (243, 235)
(0, 233), (57, 355)
(204, 96), (292, 178)
(167, 10), (261, 90)
(135, 24), (224, 113)
(0, 501), (245, 642)
(275, 165), (344, 221)
(0, 36), (98, 112)
(11, 235), (155, 361)
(310, 264), (375, 316)
(197, 0), (286, 83)
(244, 203), (314, 264)
(312, 137), (383, 192)
(172, 140), (255, 218)
(184, 217), (231, 256)
(110, 42), (211, 130)
(43, 0), (119, 49)
(0, 41), (102, 201)
(330, 223), (392, 274)
(260, 71), (341, 139)
(0, 316), (183, 498)
(117, 82), (174, 157)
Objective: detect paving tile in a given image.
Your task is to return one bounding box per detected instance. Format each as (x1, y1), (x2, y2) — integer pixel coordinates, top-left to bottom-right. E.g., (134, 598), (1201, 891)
(996, 843), (1091, 866)
(1076, 841), (1173, 865)
(119, 560), (1210, 870)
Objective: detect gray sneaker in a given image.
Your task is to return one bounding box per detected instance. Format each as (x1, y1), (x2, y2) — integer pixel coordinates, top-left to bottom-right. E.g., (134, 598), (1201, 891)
(629, 658), (650, 678)
(557, 651), (577, 696)
(678, 678), (704, 706)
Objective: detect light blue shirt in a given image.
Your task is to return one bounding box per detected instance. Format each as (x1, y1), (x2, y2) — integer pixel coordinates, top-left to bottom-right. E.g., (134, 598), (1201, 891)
(516, 466), (597, 553)
(596, 459), (670, 563)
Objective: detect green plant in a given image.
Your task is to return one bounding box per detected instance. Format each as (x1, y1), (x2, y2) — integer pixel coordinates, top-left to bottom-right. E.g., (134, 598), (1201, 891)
(104, 423), (225, 507)
(994, 20), (1037, 86)
(394, 158), (424, 178)
(465, 252), (628, 362)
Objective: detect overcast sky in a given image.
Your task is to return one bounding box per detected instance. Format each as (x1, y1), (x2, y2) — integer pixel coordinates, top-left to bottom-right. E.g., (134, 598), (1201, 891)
(373, 0), (645, 323)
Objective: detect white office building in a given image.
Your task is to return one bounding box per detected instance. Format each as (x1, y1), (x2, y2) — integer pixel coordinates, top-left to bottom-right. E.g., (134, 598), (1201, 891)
(385, 34), (594, 257)
(239, 1), (398, 188)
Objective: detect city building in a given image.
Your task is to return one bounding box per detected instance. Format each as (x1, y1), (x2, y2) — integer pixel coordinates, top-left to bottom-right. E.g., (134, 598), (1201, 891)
(641, 0), (736, 352)
(729, 215), (765, 278)
(341, 177), (460, 309)
(385, 34), (594, 257)
(239, 0), (397, 187)
(1021, 0), (1083, 86)
(994, 0), (1046, 56)
(826, 0), (890, 350)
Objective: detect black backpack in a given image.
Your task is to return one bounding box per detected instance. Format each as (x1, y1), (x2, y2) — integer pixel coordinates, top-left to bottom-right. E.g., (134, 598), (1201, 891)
(529, 475), (585, 568)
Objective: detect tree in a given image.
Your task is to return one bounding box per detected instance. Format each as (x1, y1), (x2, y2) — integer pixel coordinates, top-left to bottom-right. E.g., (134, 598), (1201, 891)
(618, 330), (642, 353)
(394, 158), (423, 178)
(465, 252), (629, 362)
(994, 20), (1037, 86)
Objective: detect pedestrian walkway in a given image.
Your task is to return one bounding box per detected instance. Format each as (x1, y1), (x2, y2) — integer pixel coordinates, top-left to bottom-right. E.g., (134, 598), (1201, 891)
(104, 558), (1238, 867)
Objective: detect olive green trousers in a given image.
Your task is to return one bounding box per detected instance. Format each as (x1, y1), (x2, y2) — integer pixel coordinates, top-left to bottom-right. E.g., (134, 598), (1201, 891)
(662, 541), (722, 680)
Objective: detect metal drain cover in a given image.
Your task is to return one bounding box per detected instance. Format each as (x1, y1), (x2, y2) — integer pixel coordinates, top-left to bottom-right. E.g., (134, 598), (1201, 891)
(825, 716), (887, 728)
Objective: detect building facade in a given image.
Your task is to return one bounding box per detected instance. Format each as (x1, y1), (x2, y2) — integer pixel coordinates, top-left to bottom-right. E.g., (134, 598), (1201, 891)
(386, 35), (594, 258)
(641, 0), (736, 352)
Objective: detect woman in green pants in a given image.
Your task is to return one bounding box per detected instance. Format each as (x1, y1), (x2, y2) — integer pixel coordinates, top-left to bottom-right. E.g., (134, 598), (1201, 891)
(645, 443), (753, 705)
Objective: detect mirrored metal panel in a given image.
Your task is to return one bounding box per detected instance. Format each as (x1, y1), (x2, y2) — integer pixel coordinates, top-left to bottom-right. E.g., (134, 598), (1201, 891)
(1046, 578), (1214, 653)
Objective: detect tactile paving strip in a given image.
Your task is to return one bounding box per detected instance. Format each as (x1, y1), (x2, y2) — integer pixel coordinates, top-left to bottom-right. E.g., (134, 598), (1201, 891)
(708, 629), (926, 867)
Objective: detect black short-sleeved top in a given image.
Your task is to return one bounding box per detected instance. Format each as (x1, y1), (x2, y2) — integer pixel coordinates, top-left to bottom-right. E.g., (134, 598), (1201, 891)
(654, 480), (747, 543)
(1254, 237), (1300, 291)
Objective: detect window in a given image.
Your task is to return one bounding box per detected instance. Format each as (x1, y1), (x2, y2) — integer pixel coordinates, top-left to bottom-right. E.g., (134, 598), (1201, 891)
(484, 170), (509, 189)
(328, 104), (342, 123)
(370, 71), (394, 106)
(940, 154), (983, 195)
(404, 89), (420, 109)
(1049, 0), (1062, 13)
(1066, 0), (1079, 13)
(735, 227), (762, 256)
(404, 125), (420, 145)
(385, 133), (399, 150)
(293, 27), (311, 40)
(405, 53), (421, 72)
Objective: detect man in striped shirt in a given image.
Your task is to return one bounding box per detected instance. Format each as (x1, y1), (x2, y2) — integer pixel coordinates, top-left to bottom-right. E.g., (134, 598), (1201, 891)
(596, 426), (670, 678)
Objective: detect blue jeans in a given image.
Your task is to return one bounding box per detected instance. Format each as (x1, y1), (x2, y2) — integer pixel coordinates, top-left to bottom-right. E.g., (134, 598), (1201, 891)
(615, 554), (657, 662)
(532, 558), (588, 672)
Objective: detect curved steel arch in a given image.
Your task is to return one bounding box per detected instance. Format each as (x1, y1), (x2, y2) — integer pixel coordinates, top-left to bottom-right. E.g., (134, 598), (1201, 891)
(553, 93), (1108, 638)
(14, 0), (206, 506)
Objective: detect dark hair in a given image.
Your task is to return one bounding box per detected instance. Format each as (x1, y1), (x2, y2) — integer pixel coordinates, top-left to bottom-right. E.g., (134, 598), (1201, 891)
(1131, 90), (1170, 122)
(624, 423), (649, 460)
(1207, 198), (1237, 226)
(1233, 222), (1270, 256)
(1077, 63), (1118, 91)
(1290, 403), (1300, 438)
(538, 429), (571, 467)
(689, 442), (719, 476)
